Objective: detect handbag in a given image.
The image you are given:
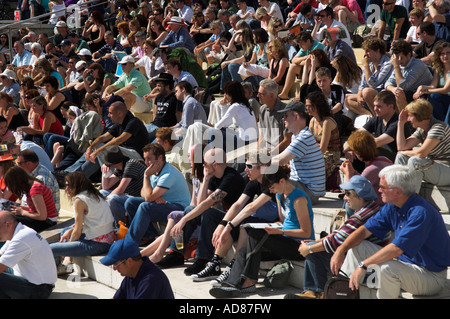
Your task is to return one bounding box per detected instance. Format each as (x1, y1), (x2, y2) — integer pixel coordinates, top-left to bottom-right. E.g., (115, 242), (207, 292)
(324, 270), (360, 299)
(263, 261), (293, 289)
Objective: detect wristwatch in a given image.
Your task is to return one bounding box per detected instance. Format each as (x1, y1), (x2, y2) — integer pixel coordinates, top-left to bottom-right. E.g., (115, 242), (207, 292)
(358, 261), (367, 270)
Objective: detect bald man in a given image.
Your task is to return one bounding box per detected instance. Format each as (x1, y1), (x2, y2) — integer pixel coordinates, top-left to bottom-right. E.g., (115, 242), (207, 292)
(158, 148), (246, 275)
(0, 212), (57, 299)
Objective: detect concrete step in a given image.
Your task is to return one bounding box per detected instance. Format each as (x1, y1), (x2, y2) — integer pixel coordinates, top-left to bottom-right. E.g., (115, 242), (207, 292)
(420, 182), (450, 213)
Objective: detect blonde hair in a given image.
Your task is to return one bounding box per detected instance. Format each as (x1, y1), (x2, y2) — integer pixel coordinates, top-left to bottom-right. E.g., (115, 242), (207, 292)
(405, 99), (433, 122)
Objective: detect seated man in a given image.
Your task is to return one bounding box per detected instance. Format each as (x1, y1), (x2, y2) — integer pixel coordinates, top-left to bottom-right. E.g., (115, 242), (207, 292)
(62, 101), (151, 179)
(311, 6), (352, 47)
(345, 37), (393, 120)
(143, 73), (182, 142)
(160, 147), (246, 276)
(377, 2), (410, 44)
(16, 149), (60, 213)
(413, 21), (446, 65)
(0, 212), (57, 299)
(159, 16), (196, 52)
(103, 56), (152, 113)
(330, 165), (450, 299)
(322, 27), (356, 63)
(92, 31), (125, 74)
(271, 101), (326, 205)
(384, 40), (433, 111)
(164, 57), (199, 89)
(193, 20), (223, 65)
(330, 0), (365, 33)
(100, 145), (147, 223)
(345, 90), (412, 163)
(173, 80), (207, 138)
(9, 41), (33, 74)
(124, 143), (191, 245)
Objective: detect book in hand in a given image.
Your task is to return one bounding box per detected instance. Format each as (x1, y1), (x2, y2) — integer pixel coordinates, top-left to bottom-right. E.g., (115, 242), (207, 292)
(240, 222), (283, 229)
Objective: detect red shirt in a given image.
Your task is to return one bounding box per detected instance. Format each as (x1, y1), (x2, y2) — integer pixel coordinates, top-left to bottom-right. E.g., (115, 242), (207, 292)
(27, 183), (58, 220)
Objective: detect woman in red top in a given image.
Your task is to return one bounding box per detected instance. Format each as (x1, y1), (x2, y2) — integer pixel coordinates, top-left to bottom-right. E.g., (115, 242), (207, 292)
(4, 166), (58, 232)
(18, 95), (64, 147)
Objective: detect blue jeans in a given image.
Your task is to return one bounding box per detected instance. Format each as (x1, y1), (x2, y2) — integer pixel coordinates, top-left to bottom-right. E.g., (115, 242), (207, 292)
(303, 251), (333, 292)
(43, 133), (69, 158)
(220, 62), (242, 90)
(50, 227), (112, 257)
(99, 190), (131, 224)
(428, 93), (450, 126)
(145, 123), (160, 143)
(124, 197), (185, 244)
(64, 153), (100, 178)
(0, 273), (53, 299)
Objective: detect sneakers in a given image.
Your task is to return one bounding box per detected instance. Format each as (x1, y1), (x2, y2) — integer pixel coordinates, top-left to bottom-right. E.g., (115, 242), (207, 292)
(191, 260), (221, 282)
(210, 265), (232, 287)
(57, 263), (74, 276)
(184, 258), (208, 276)
(156, 250), (184, 269)
(284, 290), (324, 299)
(209, 284), (256, 298)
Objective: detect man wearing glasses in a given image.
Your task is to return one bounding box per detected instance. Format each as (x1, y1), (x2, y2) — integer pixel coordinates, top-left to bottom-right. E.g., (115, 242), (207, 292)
(312, 6), (352, 46)
(330, 165), (450, 299)
(378, 0), (410, 43)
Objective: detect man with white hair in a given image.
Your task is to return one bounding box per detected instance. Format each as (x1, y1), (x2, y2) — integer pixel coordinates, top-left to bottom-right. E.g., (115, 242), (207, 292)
(29, 42), (45, 66)
(330, 165), (450, 299)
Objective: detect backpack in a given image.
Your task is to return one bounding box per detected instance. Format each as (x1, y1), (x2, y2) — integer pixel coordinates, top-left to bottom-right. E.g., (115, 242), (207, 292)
(263, 261), (293, 289)
(324, 271), (360, 299)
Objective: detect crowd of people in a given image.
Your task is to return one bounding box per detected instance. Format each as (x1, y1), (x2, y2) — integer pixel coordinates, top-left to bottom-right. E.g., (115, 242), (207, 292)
(0, 0), (449, 300)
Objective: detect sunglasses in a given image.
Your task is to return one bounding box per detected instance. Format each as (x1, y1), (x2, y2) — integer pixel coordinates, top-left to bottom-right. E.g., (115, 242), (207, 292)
(245, 163), (257, 170)
(382, 2), (395, 4)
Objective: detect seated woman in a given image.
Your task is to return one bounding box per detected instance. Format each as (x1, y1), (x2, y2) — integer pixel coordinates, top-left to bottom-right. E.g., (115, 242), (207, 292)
(147, 18), (168, 45)
(289, 175), (390, 299)
(340, 129), (393, 209)
(4, 166), (58, 232)
(33, 58), (64, 89)
(267, 38), (289, 88)
(0, 115), (15, 144)
(209, 165), (314, 298)
(330, 54), (362, 94)
(80, 63), (116, 95)
(305, 91), (341, 191)
(238, 28), (270, 83)
(42, 75), (67, 125)
(0, 92), (28, 134)
(19, 95), (64, 147)
(395, 99), (450, 193)
(213, 80), (258, 149)
(413, 42), (450, 126)
(49, 171), (115, 275)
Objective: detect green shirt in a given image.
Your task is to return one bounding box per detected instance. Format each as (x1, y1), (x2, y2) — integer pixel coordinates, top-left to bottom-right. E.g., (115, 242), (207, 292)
(114, 68), (151, 97)
(381, 5), (410, 39)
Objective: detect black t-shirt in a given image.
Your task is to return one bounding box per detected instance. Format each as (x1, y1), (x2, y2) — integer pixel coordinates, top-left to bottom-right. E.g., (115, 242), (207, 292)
(108, 111), (151, 156)
(151, 92), (182, 128)
(363, 112), (413, 153)
(113, 158), (147, 197)
(208, 166), (246, 211)
(243, 179), (276, 204)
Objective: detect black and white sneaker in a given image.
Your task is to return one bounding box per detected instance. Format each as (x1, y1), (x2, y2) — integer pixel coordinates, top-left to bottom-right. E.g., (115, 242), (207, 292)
(210, 265), (232, 287)
(191, 261), (221, 282)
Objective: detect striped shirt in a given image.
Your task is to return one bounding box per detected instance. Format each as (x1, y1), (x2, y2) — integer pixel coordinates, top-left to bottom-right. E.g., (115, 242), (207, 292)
(385, 57), (433, 91)
(286, 127), (326, 197)
(358, 54), (393, 91)
(323, 201), (391, 253)
(115, 159), (147, 197)
(412, 117), (450, 165)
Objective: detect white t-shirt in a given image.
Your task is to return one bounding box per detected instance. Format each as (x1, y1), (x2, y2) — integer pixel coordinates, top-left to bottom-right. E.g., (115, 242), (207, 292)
(265, 2), (284, 22)
(237, 7), (255, 24)
(317, 20), (352, 46)
(0, 223), (57, 285)
(135, 55), (165, 80)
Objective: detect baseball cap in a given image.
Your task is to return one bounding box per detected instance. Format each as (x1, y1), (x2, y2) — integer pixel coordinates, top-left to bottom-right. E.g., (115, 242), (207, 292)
(118, 55), (136, 64)
(100, 239), (141, 266)
(277, 100), (307, 115)
(78, 48), (92, 56)
(339, 175), (377, 200)
(60, 39), (71, 46)
(55, 21), (67, 28)
(0, 69), (16, 80)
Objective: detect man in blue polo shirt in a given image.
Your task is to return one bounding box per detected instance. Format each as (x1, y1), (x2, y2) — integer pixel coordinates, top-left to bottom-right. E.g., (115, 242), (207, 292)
(330, 165), (450, 299)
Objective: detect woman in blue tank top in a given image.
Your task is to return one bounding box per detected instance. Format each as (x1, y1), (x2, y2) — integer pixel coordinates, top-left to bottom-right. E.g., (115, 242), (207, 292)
(209, 165), (315, 298)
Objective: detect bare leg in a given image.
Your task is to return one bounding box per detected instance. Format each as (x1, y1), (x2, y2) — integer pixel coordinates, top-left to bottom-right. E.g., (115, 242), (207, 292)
(278, 63), (301, 99)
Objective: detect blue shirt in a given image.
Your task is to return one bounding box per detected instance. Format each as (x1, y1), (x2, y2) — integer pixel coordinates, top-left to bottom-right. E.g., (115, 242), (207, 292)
(150, 162), (191, 207)
(364, 194), (450, 272)
(12, 50), (33, 67)
(276, 187), (315, 240)
(160, 26), (195, 51)
(114, 258), (174, 299)
(385, 57), (433, 91)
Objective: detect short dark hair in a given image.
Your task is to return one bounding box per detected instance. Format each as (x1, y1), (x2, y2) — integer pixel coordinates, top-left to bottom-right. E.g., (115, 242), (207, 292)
(419, 21), (435, 35)
(391, 40), (413, 56)
(18, 149), (39, 163)
(142, 143), (166, 162)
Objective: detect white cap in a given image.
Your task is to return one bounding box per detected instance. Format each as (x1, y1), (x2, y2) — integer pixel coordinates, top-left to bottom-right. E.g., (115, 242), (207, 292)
(0, 69), (16, 80)
(78, 48), (92, 56)
(75, 60), (86, 69)
(55, 21), (67, 28)
(118, 55), (136, 64)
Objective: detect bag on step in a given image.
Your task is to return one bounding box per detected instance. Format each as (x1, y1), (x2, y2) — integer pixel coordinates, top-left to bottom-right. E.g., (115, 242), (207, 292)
(324, 270), (360, 299)
(263, 261), (293, 289)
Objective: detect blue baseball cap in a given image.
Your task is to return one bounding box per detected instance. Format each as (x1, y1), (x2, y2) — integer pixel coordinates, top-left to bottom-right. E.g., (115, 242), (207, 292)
(100, 239), (141, 266)
(339, 175), (377, 200)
